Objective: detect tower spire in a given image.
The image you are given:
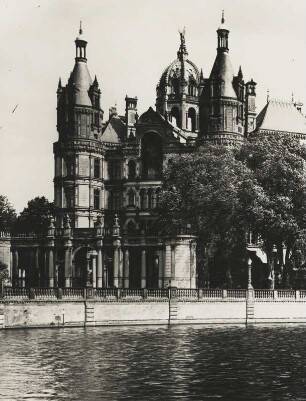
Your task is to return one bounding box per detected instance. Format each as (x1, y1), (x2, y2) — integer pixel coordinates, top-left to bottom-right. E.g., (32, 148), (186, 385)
(217, 11), (229, 53)
(75, 21), (87, 61)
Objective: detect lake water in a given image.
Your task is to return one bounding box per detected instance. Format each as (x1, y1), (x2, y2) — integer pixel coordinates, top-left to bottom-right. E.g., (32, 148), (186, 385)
(0, 325), (306, 400)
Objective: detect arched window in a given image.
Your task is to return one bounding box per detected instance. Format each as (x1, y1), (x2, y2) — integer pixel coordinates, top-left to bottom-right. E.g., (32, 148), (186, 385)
(170, 77), (180, 95)
(128, 160), (136, 180)
(141, 133), (163, 180)
(187, 108), (197, 132)
(127, 189), (135, 207)
(170, 106), (181, 128)
(127, 220), (136, 235)
(188, 77), (197, 96)
(140, 189), (146, 210)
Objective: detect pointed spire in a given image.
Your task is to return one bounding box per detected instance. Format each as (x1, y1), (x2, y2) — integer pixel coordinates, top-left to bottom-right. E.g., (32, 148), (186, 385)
(58, 77), (62, 89)
(238, 66), (243, 78)
(93, 75), (99, 87)
(75, 21), (87, 61)
(177, 27), (188, 60)
(217, 11), (229, 52)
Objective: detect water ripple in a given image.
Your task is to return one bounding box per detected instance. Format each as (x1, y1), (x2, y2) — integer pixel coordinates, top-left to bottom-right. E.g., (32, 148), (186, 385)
(0, 325), (305, 400)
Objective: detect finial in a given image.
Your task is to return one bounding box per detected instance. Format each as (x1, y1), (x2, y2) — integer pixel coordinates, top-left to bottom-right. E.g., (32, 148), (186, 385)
(221, 10), (225, 24)
(79, 21), (83, 35)
(267, 89), (270, 102)
(291, 92), (294, 103)
(178, 26), (186, 46)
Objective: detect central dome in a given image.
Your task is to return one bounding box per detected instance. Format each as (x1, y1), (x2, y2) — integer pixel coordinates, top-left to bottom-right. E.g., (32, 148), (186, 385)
(156, 30), (200, 98)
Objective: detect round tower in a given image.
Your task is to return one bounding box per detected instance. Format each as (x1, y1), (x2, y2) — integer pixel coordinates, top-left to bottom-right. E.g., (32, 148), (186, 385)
(200, 12), (249, 145)
(54, 23), (105, 228)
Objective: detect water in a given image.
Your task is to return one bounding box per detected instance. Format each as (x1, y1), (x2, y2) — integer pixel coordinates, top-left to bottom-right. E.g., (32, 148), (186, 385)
(0, 325), (306, 400)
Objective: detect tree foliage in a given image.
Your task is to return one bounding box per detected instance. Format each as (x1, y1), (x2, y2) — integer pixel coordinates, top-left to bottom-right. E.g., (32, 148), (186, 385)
(0, 195), (17, 231)
(154, 135), (306, 289)
(14, 196), (54, 234)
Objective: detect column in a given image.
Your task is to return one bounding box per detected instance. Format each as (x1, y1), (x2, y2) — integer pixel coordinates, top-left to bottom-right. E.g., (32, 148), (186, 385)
(118, 248), (123, 288)
(13, 249), (19, 287)
(158, 250), (163, 289)
(86, 256), (91, 287)
(164, 244), (171, 288)
(48, 248), (54, 288)
(171, 245), (176, 286)
(124, 248), (129, 288)
(113, 245), (120, 287)
(97, 248), (103, 288)
(64, 247), (72, 287)
(92, 256), (97, 288)
(144, 189), (148, 209)
(35, 248), (40, 286)
(141, 248), (146, 288)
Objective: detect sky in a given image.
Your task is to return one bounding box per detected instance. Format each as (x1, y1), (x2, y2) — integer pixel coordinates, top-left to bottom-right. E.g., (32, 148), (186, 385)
(0, 0), (305, 213)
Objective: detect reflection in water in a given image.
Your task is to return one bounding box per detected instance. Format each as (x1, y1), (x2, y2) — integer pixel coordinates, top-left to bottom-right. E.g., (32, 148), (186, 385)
(0, 325), (306, 400)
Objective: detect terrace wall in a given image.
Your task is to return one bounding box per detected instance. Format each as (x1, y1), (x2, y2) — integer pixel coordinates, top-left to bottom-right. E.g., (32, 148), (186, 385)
(1, 288), (306, 329)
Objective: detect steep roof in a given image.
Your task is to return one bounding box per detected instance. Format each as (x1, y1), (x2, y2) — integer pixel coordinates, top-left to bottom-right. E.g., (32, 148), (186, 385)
(256, 100), (306, 134)
(69, 61), (92, 106)
(101, 114), (126, 143)
(210, 52), (237, 99)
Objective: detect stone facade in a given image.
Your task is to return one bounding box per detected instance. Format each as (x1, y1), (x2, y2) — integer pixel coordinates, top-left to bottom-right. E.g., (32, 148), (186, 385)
(1, 15), (305, 290)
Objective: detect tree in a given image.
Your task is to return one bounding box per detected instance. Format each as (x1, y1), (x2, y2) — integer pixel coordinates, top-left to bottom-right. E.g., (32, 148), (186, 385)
(14, 196), (54, 234)
(0, 195), (17, 231)
(154, 145), (265, 288)
(238, 134), (306, 288)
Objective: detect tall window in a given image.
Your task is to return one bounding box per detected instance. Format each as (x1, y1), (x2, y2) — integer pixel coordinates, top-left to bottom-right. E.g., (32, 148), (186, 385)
(141, 133), (163, 180)
(65, 187), (74, 208)
(66, 157), (74, 177)
(94, 189), (100, 209)
(128, 190), (135, 207)
(109, 191), (122, 210)
(94, 158), (101, 178)
(128, 160), (136, 180)
(108, 160), (122, 180)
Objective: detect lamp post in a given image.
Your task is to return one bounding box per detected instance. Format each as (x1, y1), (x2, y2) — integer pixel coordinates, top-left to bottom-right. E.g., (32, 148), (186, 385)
(247, 257), (253, 290)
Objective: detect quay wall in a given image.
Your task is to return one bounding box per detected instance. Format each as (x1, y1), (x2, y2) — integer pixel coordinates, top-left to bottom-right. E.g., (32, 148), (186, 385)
(1, 288), (306, 329)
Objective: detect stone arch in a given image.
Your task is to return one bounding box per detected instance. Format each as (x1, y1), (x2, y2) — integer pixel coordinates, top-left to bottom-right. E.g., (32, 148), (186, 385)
(72, 246), (97, 288)
(170, 106), (181, 128)
(141, 132), (163, 179)
(187, 107), (197, 132)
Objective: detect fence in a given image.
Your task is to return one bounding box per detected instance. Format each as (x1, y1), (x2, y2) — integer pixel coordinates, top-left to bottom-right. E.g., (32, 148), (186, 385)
(1, 287), (306, 301)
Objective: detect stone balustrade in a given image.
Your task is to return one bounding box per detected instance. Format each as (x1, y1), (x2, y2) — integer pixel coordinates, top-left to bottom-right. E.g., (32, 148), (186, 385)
(1, 287), (306, 302)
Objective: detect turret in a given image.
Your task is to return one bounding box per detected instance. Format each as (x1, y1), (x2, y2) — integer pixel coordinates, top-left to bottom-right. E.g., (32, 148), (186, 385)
(125, 96), (138, 139)
(54, 24), (105, 229)
(245, 79), (257, 134)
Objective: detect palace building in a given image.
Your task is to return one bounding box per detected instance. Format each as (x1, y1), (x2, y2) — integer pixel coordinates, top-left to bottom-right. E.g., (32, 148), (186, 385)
(1, 15), (305, 289)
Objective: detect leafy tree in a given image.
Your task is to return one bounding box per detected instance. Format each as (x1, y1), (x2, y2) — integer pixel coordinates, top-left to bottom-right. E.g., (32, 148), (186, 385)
(154, 145), (266, 288)
(238, 134), (306, 288)
(14, 196), (54, 234)
(0, 195), (17, 231)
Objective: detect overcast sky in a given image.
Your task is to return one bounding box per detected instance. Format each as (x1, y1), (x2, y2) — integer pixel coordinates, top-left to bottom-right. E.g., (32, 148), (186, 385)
(0, 0), (305, 212)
